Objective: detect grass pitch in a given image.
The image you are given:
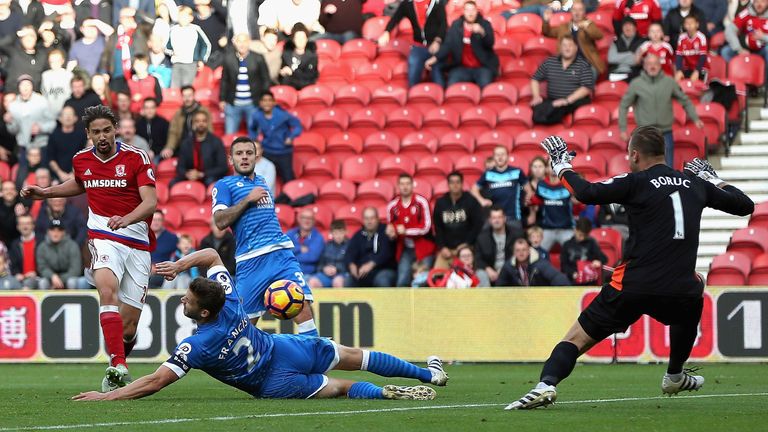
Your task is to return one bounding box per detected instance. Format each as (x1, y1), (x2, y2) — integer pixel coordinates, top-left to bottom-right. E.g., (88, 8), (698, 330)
(1, 363), (766, 431)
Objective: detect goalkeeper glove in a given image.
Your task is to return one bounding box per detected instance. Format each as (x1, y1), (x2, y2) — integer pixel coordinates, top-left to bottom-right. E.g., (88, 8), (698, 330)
(684, 158), (724, 186)
(540, 135), (576, 177)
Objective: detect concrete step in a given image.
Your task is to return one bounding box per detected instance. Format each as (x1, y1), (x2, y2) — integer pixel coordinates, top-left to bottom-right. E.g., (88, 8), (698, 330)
(701, 208), (753, 218)
(721, 156), (768, 168)
(700, 218), (750, 230)
(717, 169), (768, 180)
(749, 194), (768, 203)
(699, 231), (734, 244)
(758, 108), (768, 118)
(698, 244), (728, 257)
(696, 257), (713, 271)
(727, 181), (768, 194)
(729, 144), (768, 155)
(738, 132), (768, 145)
(750, 120), (768, 131)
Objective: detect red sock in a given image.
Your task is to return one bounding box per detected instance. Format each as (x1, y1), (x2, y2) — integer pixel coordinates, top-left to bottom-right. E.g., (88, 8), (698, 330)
(100, 309), (126, 367)
(123, 335), (137, 357)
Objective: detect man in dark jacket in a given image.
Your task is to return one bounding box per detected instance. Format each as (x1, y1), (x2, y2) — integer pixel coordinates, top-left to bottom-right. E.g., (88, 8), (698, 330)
(0, 180), (22, 245)
(0, 25), (49, 88)
(9, 214), (46, 289)
(161, 85), (212, 158)
(663, 0), (708, 49)
(379, 0), (447, 87)
(199, 219), (236, 275)
(136, 98), (170, 159)
(249, 91), (303, 183)
(36, 219), (87, 289)
(220, 32), (270, 134)
(433, 171), (483, 269)
(344, 207), (396, 287)
(425, 1), (498, 88)
(63, 76), (103, 124)
(561, 217), (608, 285)
(497, 238), (570, 286)
(474, 206), (524, 286)
(318, 0), (363, 44)
(172, 109), (229, 186)
(34, 197), (87, 246)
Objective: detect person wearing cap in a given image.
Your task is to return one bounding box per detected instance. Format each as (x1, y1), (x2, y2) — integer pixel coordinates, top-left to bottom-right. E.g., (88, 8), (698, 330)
(0, 25), (50, 89)
(36, 218), (88, 289)
(5, 75), (56, 165)
(608, 16), (647, 82)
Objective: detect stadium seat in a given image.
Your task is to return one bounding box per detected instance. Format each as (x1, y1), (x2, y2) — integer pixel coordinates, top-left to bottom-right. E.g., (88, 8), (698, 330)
(548, 11), (571, 27)
(727, 227), (768, 259)
(497, 105), (533, 137)
(514, 129), (549, 152)
(306, 203), (335, 231)
(318, 179), (356, 208)
(333, 84), (372, 114)
(672, 127), (706, 169)
(184, 204), (212, 226)
(593, 80), (628, 111)
(522, 36), (557, 58)
(696, 103), (726, 150)
(341, 155), (378, 183)
(396, 18), (414, 38)
(390, 59), (409, 87)
(454, 154), (486, 185)
(170, 181), (207, 205)
(480, 82), (518, 112)
(423, 106), (460, 137)
(412, 177), (434, 202)
(157, 158), (178, 184)
(348, 107), (386, 137)
(501, 58), (537, 88)
(591, 227), (623, 266)
(296, 85), (334, 116)
(159, 205), (183, 231)
(554, 128), (590, 154)
(444, 83), (481, 113)
(407, 83), (445, 114)
(707, 55), (727, 82)
(315, 39), (341, 64)
(275, 204), (295, 230)
(459, 106), (497, 136)
(302, 156), (340, 183)
(610, 105), (636, 130)
(572, 104), (611, 137)
(590, 128), (626, 157)
(334, 203), (364, 232)
(355, 62), (393, 89)
(476, 130), (514, 154)
(572, 153), (607, 181)
(747, 253), (768, 285)
(362, 16), (389, 40)
(326, 132), (364, 159)
(282, 179), (319, 201)
(486, 13), (507, 36)
(506, 13), (542, 36)
(356, 179), (396, 208)
(271, 85), (298, 108)
(0, 161), (9, 182)
(156, 181), (169, 205)
(377, 38), (410, 65)
(293, 132), (325, 172)
(368, 84), (407, 112)
(386, 107), (424, 138)
(607, 153), (630, 176)
(494, 36), (523, 60)
(378, 155), (416, 183)
(318, 62), (354, 86)
(678, 79), (707, 104)
(311, 108), (349, 136)
(289, 109), (313, 130)
(437, 130), (476, 161)
(417, 155), (455, 185)
(587, 10), (614, 35)
(708, 252), (751, 286)
(400, 131), (439, 159)
(727, 53), (765, 89)
(749, 202), (768, 229)
(363, 131), (401, 158)
(341, 38), (377, 63)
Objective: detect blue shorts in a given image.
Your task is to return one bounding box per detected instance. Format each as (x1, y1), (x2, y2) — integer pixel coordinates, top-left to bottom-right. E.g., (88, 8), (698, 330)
(258, 334), (339, 399)
(236, 248), (313, 319)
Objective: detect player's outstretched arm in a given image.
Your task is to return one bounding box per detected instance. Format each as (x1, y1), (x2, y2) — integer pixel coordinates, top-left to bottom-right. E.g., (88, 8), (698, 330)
(686, 159), (755, 217)
(20, 178), (85, 200)
(156, 248), (224, 280)
(72, 365), (179, 401)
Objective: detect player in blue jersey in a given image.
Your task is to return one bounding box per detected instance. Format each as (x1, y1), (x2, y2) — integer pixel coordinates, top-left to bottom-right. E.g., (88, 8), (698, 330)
(72, 248), (449, 401)
(211, 136), (318, 335)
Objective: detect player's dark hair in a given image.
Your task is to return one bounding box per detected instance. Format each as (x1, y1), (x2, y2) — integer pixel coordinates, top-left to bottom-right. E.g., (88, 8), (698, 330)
(181, 85), (195, 94)
(447, 171), (463, 182)
(330, 219), (346, 231)
(398, 173), (413, 182)
(230, 136), (257, 155)
(629, 125), (665, 157)
(189, 277), (226, 317)
(489, 205), (505, 216)
(575, 217), (592, 235)
(82, 105), (118, 129)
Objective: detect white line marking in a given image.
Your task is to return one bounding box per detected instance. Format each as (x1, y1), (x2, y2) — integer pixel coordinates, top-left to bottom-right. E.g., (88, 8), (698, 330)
(3, 392), (767, 431)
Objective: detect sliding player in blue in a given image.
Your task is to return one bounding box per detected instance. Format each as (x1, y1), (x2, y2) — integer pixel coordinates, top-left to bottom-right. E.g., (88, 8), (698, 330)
(72, 248), (448, 401)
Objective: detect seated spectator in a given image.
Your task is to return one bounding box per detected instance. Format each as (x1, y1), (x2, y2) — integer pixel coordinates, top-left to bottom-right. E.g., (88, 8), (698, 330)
(386, 174), (436, 287)
(674, 15), (708, 82)
(317, 0), (363, 44)
(253, 141), (277, 192)
(723, 0), (768, 66)
(136, 98), (171, 160)
(529, 164), (575, 252)
(5, 75), (56, 162)
(531, 35), (595, 125)
(9, 214), (47, 289)
(249, 91), (303, 183)
(501, 0), (559, 19)
(433, 171), (483, 269)
(172, 110), (228, 186)
(200, 219), (236, 275)
(424, 1), (498, 89)
(637, 23), (675, 76)
(166, 6), (212, 88)
(524, 156), (547, 226)
(193, 0), (228, 69)
(252, 27), (283, 84)
(118, 117), (151, 153)
(124, 54), (164, 114)
(114, 92), (136, 122)
(0, 242), (20, 289)
(308, 219), (348, 288)
(471, 146), (528, 230)
(344, 207), (396, 287)
(162, 85), (212, 159)
(36, 219), (88, 289)
(47, 106), (87, 182)
(163, 234), (201, 289)
(0, 181), (23, 245)
(452, 245), (486, 287)
(63, 76), (103, 123)
(497, 238), (570, 286)
(279, 23), (319, 90)
(35, 197), (87, 246)
(474, 206), (524, 286)
(149, 210), (178, 288)
(526, 225), (550, 261)
(608, 17), (645, 82)
(599, 203), (630, 239)
(257, 0), (324, 38)
(148, 33), (173, 88)
(99, 8), (148, 86)
(0, 26), (49, 89)
(40, 49), (73, 115)
(67, 19), (113, 77)
(699, 0), (727, 35)
(663, 0), (708, 49)
(220, 32), (271, 134)
(561, 217), (608, 285)
(378, 0), (447, 88)
(542, 2), (606, 76)
(613, 0), (662, 37)
(287, 208), (325, 275)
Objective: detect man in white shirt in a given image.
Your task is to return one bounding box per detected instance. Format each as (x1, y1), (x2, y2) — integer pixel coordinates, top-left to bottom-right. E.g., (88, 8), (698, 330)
(257, 0), (323, 37)
(253, 140), (276, 191)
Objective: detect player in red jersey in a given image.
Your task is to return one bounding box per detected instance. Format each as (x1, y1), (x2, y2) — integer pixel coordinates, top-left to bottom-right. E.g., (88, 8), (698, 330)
(637, 23), (675, 76)
(613, 0), (662, 37)
(21, 106), (157, 392)
(675, 16), (708, 82)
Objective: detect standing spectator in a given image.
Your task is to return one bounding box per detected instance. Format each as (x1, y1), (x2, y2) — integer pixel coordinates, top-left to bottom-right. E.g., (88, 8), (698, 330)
(279, 23), (318, 90)
(432, 171), (483, 269)
(637, 23), (675, 76)
(253, 140), (277, 191)
(162, 85), (212, 158)
(542, 2), (605, 76)
(0, 26), (49, 89)
(99, 7), (148, 85)
(47, 106), (87, 182)
(252, 27), (283, 84)
(5, 75), (56, 162)
(124, 54), (163, 113)
(526, 225), (549, 261)
(199, 219), (236, 275)
(16, 0), (45, 28)
(248, 91), (303, 183)
(674, 15), (708, 82)
(136, 98), (170, 159)
(561, 217), (608, 285)
(117, 117), (151, 154)
(530, 35), (595, 125)
(35, 197), (88, 246)
(63, 76), (103, 122)
(112, 0), (155, 27)
(286, 208), (325, 275)
(147, 33), (173, 88)
(608, 16), (645, 82)
(220, 32), (270, 134)
(172, 110), (228, 186)
(386, 174), (436, 287)
(67, 19), (113, 77)
(698, 0), (727, 34)
(0, 181), (23, 245)
(529, 165), (575, 251)
(619, 54), (702, 167)
(524, 156), (547, 226)
(424, 1), (498, 88)
(663, 0), (708, 50)
(317, 0), (363, 44)
(613, 0), (662, 37)
(308, 219), (348, 288)
(257, 0), (324, 37)
(0, 0), (23, 39)
(723, 0), (768, 66)
(152, 1), (174, 48)
(9, 214), (47, 289)
(36, 219), (88, 289)
(166, 5), (212, 88)
(474, 206), (524, 286)
(379, 0), (447, 88)
(149, 210), (178, 288)
(40, 49), (72, 114)
(193, 0), (227, 68)
(471, 146), (528, 229)
(226, 0), (263, 41)
(344, 207), (396, 287)
(73, 0), (112, 29)
(496, 238), (570, 286)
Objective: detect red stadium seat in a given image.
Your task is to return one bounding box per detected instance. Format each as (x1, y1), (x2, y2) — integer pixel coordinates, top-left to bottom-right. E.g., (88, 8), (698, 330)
(377, 39), (410, 64)
(407, 83), (445, 114)
(572, 104), (612, 136)
(444, 82), (481, 113)
(184, 204), (212, 226)
(341, 38), (377, 63)
(356, 179), (396, 207)
(157, 158), (178, 184)
(522, 36), (557, 58)
(438, 130), (476, 160)
(747, 253), (768, 285)
(301, 203), (333, 230)
(476, 130), (514, 154)
(607, 153), (630, 176)
(480, 82), (518, 112)
(170, 181), (206, 205)
(696, 103), (726, 150)
(487, 13), (507, 36)
(370, 85), (408, 112)
(159, 205), (183, 230)
(548, 11), (571, 27)
(459, 106), (497, 136)
(318, 179), (356, 208)
(289, 109), (313, 130)
(355, 62), (392, 89)
(554, 128), (590, 154)
(494, 36), (522, 61)
(293, 131), (326, 157)
(378, 155), (416, 183)
(318, 62), (354, 86)
(326, 132), (364, 159)
(176, 225), (209, 245)
(423, 106), (460, 137)
(417, 155), (455, 185)
(707, 55), (727, 82)
(708, 252), (751, 286)
(678, 79), (707, 104)
(514, 129), (549, 151)
(672, 126), (706, 169)
(334, 84), (372, 114)
(363, 131), (401, 158)
(386, 107), (424, 138)
(750, 202), (768, 229)
(282, 179), (319, 201)
(501, 58), (537, 88)
(362, 16), (389, 40)
(296, 84), (334, 116)
(590, 128), (626, 157)
(341, 155), (378, 183)
(454, 154), (486, 184)
(348, 107), (386, 137)
(727, 227), (768, 259)
(506, 13), (542, 36)
(271, 85), (298, 108)
(412, 177), (433, 202)
(587, 10), (614, 35)
(728, 53), (765, 88)
(591, 227), (623, 266)
(497, 105), (533, 137)
(572, 153), (607, 181)
(275, 204), (295, 230)
(311, 108), (349, 136)
(302, 156), (340, 183)
(334, 203), (365, 232)
(593, 80), (628, 111)
(400, 131), (439, 159)
(315, 39), (341, 64)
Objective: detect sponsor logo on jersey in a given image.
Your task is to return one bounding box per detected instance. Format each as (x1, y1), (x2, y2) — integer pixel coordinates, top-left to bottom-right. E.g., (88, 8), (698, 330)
(115, 165), (126, 177)
(83, 179), (128, 188)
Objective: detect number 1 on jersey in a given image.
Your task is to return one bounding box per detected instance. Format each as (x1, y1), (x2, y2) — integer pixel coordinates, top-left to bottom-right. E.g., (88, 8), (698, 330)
(670, 191), (685, 240)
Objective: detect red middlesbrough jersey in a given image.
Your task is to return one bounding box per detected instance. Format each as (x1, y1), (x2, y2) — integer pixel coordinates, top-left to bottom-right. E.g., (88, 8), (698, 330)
(387, 193), (436, 261)
(73, 142), (156, 251)
(676, 31), (708, 71)
(639, 41), (675, 75)
(733, 8), (768, 50)
(614, 0), (662, 37)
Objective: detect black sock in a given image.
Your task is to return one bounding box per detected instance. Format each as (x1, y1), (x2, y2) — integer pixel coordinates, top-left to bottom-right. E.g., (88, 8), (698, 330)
(667, 324), (698, 375)
(540, 341), (580, 386)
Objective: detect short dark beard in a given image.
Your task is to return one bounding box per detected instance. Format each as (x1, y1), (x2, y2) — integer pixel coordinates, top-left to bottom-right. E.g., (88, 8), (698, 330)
(234, 165), (255, 176)
(183, 307), (203, 321)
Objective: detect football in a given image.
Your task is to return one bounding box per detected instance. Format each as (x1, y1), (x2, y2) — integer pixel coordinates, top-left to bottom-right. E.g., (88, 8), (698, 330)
(263, 279), (305, 320)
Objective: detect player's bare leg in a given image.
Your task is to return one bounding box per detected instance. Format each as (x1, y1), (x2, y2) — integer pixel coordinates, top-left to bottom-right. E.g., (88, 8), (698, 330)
(662, 323), (704, 395)
(93, 268), (131, 391)
(293, 300), (318, 337)
(119, 302), (141, 358)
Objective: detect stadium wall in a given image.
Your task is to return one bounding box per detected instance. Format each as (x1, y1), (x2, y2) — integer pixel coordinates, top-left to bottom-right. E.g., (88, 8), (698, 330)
(1, 287), (766, 363)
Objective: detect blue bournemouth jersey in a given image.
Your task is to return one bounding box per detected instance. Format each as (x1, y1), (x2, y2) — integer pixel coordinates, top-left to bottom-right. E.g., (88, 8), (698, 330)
(211, 174), (293, 262)
(163, 266), (275, 396)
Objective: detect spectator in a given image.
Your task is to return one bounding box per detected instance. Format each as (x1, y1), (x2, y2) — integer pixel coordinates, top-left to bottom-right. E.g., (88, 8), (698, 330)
(199, 219), (236, 275)
(148, 33), (173, 88)
(663, 0), (708, 50)
(454, 245), (486, 287)
(0, 242), (20, 289)
(149, 210), (178, 288)
(619, 54), (702, 167)
(308, 219), (348, 288)
(530, 35), (595, 125)
(286, 208), (325, 275)
(136, 98), (171, 159)
(723, 0), (768, 67)
(225, 0), (263, 41)
(73, 0), (112, 29)
(124, 54), (163, 113)
(162, 85), (212, 158)
(5, 75), (56, 161)
(0, 181), (23, 245)
(344, 207), (396, 287)
(659, 0), (678, 17)
(0, 94), (18, 166)
(99, 7), (148, 85)
(637, 23), (675, 76)
(253, 140), (277, 191)
(9, 214), (47, 289)
(163, 234), (201, 289)
(117, 117), (151, 154)
(608, 16), (645, 82)
(248, 91), (302, 183)
(529, 164), (575, 251)
(36, 219), (88, 289)
(0, 26), (49, 89)
(561, 217), (608, 285)
(613, 0), (662, 37)
(40, 48), (72, 114)
(112, 0), (155, 27)
(220, 32), (270, 134)
(37, 18), (72, 53)
(674, 15), (708, 82)
(471, 146), (528, 229)
(67, 19), (113, 77)
(501, 0), (560, 18)
(114, 91), (136, 122)
(526, 225), (549, 261)
(257, 0), (324, 37)
(17, 157), (47, 200)
(379, 0), (447, 87)
(194, 0), (228, 69)
(542, 2), (606, 76)
(432, 171), (483, 269)
(698, 0), (728, 34)
(35, 197), (87, 246)
(317, 0), (363, 43)
(474, 206), (524, 286)
(386, 174), (436, 287)
(524, 155), (547, 226)
(252, 27), (283, 84)
(152, 1), (174, 48)
(424, 1), (498, 88)
(0, 0), (23, 39)
(63, 76), (103, 122)
(47, 106), (87, 182)
(17, 0), (44, 29)
(279, 23), (318, 90)
(166, 6), (212, 88)
(173, 109), (228, 186)
(497, 238), (570, 286)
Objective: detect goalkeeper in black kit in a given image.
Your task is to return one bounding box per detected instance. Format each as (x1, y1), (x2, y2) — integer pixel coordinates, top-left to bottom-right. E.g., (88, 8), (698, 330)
(506, 126), (754, 410)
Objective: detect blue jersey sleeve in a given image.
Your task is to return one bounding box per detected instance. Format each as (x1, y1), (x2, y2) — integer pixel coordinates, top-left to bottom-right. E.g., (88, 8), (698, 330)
(162, 337), (202, 378)
(207, 265), (242, 311)
(212, 179), (233, 214)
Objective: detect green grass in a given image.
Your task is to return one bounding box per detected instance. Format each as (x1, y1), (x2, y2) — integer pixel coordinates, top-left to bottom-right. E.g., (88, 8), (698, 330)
(1, 363), (767, 431)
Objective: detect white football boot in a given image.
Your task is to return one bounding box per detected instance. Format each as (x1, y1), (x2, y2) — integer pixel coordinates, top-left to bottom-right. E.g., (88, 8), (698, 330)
(662, 368), (704, 396)
(382, 385), (437, 401)
(104, 364), (133, 390)
(505, 384), (557, 410)
(427, 356), (449, 386)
